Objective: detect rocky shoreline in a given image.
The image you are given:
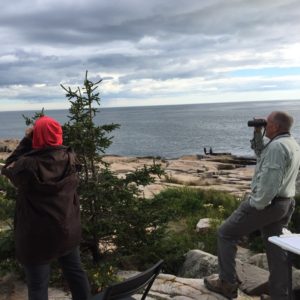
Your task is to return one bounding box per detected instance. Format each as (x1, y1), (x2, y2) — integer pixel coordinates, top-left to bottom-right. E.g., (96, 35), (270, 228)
(102, 153), (255, 199)
(0, 139), (256, 200)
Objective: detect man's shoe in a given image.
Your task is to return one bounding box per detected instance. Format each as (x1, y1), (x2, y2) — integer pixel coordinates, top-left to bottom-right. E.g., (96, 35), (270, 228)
(204, 274), (238, 299)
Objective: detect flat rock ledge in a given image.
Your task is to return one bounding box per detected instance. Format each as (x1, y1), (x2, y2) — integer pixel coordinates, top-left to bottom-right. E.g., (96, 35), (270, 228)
(5, 246), (300, 299)
(0, 139), (19, 154)
(102, 154), (255, 198)
(179, 249), (269, 297)
(0, 140), (256, 198)
(0, 273), (259, 300)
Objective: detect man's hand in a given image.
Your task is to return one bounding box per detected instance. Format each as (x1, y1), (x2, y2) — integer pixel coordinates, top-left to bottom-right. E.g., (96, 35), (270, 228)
(254, 126), (263, 132)
(253, 117), (266, 132)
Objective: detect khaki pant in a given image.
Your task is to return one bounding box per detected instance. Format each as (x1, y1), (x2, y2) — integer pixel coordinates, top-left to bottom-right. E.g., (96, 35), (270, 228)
(218, 198), (295, 300)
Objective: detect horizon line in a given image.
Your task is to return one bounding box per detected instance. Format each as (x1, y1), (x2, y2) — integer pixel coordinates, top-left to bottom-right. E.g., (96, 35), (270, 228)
(0, 98), (299, 113)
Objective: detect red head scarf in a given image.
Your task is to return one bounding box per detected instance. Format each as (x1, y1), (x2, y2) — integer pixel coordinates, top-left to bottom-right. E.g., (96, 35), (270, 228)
(32, 116), (63, 149)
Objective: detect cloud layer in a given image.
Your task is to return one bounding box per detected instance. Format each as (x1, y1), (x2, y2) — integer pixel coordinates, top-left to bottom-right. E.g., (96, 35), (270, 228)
(1, 0), (300, 110)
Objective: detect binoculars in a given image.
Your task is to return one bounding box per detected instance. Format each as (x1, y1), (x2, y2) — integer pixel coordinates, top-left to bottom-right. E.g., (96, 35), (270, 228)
(247, 119), (267, 127)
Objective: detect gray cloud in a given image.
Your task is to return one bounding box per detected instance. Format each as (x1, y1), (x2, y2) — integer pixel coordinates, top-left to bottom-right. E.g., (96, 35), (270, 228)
(1, 0), (300, 109)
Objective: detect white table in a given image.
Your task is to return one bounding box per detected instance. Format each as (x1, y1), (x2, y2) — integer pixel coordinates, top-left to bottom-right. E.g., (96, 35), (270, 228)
(269, 235), (300, 255)
(268, 234), (300, 300)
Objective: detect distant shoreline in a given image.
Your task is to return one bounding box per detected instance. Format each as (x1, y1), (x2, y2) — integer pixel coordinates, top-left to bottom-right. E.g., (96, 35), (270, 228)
(0, 138), (256, 162)
(0, 98), (300, 113)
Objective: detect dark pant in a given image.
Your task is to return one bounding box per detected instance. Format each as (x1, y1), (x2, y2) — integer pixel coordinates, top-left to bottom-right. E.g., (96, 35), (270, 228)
(24, 247), (90, 300)
(218, 198), (295, 300)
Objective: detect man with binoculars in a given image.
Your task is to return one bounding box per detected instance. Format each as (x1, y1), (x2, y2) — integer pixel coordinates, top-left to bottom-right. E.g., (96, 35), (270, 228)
(204, 111), (300, 300)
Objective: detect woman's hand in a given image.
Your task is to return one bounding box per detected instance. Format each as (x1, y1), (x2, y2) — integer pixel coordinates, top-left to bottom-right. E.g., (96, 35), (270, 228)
(6, 161), (15, 169)
(25, 127), (34, 138)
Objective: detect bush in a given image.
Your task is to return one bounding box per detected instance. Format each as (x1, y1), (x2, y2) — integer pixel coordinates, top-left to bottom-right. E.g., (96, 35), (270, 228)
(153, 187), (238, 219)
(145, 187), (239, 270)
(0, 175), (21, 276)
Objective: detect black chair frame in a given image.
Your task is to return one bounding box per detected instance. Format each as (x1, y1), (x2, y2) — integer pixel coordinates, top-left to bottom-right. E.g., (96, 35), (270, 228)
(90, 260), (163, 300)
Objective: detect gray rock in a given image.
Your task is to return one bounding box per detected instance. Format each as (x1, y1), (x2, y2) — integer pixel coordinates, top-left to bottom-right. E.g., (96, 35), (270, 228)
(0, 139), (19, 153)
(196, 218), (211, 233)
(180, 249), (269, 296)
(292, 268), (300, 290)
(236, 260), (269, 295)
(179, 249), (218, 278)
(150, 274), (228, 299)
(248, 253), (269, 270)
(0, 273), (15, 298)
(236, 246), (254, 264)
(1, 271), (262, 300)
(248, 253), (300, 291)
(0, 274), (71, 300)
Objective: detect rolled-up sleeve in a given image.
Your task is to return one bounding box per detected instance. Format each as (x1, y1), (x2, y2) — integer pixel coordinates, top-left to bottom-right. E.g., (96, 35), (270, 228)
(4, 137), (32, 165)
(250, 130), (265, 157)
(250, 145), (286, 209)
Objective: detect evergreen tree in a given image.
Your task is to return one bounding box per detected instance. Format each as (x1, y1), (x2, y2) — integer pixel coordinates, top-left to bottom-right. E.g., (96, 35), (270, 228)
(0, 71), (168, 290)
(61, 71), (166, 264)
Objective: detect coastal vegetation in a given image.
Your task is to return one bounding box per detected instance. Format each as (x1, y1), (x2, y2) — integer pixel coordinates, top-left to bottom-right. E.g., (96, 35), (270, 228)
(1, 72), (300, 293)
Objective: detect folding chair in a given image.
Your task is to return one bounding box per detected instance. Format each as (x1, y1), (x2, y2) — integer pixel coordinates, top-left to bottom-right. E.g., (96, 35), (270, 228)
(89, 260), (163, 300)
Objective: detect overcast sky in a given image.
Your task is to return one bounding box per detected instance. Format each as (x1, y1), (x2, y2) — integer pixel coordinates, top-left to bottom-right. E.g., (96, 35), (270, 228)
(1, 0), (300, 111)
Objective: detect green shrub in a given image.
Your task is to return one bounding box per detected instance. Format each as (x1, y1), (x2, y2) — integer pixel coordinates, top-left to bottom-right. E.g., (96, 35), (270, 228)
(83, 260), (118, 293)
(144, 187), (239, 271)
(153, 187), (238, 219)
(0, 175), (17, 274)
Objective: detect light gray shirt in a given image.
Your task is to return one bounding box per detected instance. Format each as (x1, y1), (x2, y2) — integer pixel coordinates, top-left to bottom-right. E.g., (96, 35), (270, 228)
(249, 132), (300, 210)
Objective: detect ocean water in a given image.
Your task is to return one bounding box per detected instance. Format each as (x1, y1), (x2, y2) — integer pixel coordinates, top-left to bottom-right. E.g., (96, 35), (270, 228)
(1, 100), (300, 158)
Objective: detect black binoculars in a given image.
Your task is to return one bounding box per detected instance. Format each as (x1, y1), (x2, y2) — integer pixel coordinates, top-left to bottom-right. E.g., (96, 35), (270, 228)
(247, 119), (267, 127)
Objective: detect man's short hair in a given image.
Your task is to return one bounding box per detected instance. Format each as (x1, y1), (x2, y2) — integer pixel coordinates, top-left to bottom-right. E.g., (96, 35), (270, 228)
(272, 111), (294, 132)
